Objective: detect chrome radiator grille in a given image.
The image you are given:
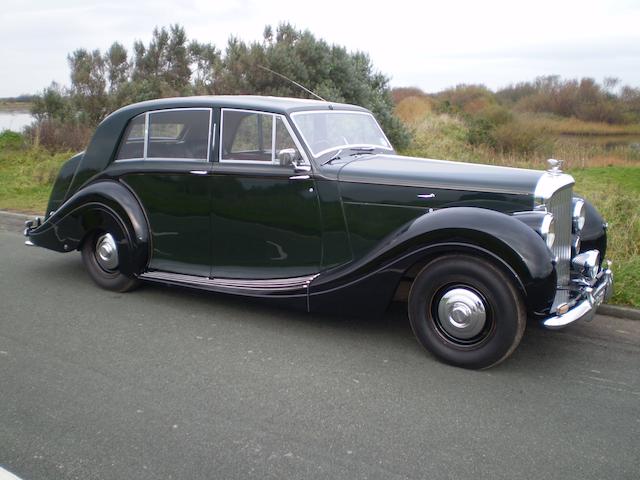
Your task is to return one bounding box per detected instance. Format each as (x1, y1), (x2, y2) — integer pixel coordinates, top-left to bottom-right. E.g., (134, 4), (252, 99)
(547, 185), (573, 309)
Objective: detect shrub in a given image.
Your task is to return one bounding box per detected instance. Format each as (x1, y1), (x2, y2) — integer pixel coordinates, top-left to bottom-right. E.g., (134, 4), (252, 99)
(394, 95), (433, 124)
(0, 130), (25, 150)
(24, 119), (92, 152)
(492, 121), (552, 156)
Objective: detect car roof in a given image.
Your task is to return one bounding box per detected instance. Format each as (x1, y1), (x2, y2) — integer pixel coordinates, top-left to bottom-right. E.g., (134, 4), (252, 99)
(109, 95), (370, 119)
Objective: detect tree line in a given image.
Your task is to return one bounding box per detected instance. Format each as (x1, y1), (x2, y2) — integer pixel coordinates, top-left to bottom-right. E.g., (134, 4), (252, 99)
(31, 24), (409, 149)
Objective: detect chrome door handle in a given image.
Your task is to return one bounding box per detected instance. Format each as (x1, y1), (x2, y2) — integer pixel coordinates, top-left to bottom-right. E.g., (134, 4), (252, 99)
(289, 174), (310, 180)
(189, 170), (208, 175)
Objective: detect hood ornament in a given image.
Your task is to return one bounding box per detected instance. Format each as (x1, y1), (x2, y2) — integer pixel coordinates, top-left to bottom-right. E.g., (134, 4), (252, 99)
(547, 158), (564, 175)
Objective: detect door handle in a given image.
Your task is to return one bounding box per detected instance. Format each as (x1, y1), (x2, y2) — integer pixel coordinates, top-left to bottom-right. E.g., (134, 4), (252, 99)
(190, 170), (208, 175)
(289, 174), (310, 180)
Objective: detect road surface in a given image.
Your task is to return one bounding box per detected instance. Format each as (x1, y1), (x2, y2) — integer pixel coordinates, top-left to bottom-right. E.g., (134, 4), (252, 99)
(1, 229), (638, 479)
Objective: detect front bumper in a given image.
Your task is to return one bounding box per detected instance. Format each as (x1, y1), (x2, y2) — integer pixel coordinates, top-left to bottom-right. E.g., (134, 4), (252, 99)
(542, 262), (613, 329)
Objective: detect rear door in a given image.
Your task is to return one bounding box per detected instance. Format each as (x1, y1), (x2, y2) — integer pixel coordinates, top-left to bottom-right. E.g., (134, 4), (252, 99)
(113, 108), (214, 276)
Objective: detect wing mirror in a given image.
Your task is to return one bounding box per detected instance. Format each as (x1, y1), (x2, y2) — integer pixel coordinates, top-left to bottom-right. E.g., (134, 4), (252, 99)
(277, 148), (310, 172)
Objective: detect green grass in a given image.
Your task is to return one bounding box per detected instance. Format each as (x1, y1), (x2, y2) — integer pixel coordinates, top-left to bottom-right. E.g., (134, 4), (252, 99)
(0, 131), (71, 213)
(570, 167), (640, 307)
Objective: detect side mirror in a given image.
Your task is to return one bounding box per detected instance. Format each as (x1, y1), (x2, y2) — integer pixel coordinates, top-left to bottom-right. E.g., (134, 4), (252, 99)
(277, 148), (297, 167)
(277, 148), (310, 172)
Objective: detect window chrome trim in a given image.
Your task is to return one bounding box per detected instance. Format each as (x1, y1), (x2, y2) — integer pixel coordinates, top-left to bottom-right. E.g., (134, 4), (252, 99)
(290, 109), (394, 157)
(114, 107), (213, 163)
(219, 108), (310, 167)
(143, 112), (149, 159)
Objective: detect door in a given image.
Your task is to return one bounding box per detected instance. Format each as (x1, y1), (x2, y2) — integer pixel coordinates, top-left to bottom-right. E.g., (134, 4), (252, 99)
(211, 109), (322, 279)
(113, 108), (214, 276)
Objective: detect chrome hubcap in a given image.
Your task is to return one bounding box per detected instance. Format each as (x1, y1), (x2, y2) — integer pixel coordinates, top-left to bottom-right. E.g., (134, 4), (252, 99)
(95, 233), (118, 271)
(437, 288), (487, 340)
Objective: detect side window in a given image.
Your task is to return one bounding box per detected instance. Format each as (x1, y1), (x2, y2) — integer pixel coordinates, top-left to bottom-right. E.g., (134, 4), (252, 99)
(116, 114), (145, 160)
(222, 111), (273, 162)
(221, 110), (306, 167)
(147, 110), (210, 160)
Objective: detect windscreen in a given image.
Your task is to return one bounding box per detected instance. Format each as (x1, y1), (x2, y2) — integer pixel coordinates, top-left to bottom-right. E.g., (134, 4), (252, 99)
(292, 111), (391, 156)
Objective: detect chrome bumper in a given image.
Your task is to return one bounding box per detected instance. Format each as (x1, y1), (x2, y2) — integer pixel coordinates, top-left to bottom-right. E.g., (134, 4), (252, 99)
(23, 216), (41, 247)
(542, 263), (613, 329)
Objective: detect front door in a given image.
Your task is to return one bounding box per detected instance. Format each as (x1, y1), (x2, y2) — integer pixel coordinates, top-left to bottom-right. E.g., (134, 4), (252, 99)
(210, 109), (322, 279)
(113, 108), (214, 276)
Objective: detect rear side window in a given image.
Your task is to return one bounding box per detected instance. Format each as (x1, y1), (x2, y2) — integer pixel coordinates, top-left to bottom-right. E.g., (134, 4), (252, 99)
(116, 115), (145, 160)
(147, 110), (210, 160)
(115, 109), (211, 161)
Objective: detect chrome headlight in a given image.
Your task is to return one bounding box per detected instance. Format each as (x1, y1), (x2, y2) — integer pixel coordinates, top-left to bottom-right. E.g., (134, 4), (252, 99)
(572, 235), (581, 255)
(571, 250), (600, 279)
(540, 213), (555, 250)
(572, 199), (586, 233)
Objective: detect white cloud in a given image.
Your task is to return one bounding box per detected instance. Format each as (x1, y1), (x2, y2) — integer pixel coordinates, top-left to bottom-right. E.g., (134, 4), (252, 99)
(1, 0), (639, 96)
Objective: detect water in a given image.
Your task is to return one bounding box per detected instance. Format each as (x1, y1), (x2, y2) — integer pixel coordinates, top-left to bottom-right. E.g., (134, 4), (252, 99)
(0, 111), (33, 132)
(559, 134), (640, 151)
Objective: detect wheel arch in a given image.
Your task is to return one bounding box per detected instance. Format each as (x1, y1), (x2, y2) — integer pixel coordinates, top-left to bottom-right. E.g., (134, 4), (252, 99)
(27, 180), (151, 276)
(309, 207), (557, 316)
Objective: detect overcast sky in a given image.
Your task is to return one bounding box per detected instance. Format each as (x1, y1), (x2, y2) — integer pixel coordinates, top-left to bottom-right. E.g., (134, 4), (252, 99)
(1, 0), (639, 97)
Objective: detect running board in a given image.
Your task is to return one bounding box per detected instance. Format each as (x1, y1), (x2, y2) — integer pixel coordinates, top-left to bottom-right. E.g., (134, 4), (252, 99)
(139, 270), (319, 293)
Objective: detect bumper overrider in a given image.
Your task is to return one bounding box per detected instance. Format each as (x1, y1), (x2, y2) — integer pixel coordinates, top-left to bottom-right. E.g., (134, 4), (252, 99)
(23, 216), (42, 246)
(542, 250), (613, 329)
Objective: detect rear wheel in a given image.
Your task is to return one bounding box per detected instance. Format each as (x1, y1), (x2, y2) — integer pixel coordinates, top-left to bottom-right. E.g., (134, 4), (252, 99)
(408, 254), (525, 369)
(81, 231), (139, 292)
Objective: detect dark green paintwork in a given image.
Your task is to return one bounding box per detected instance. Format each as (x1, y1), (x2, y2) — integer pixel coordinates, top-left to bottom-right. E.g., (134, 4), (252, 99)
(122, 161), (212, 277)
(209, 164), (322, 279)
(337, 155), (543, 196)
(46, 95), (552, 281)
(333, 155), (540, 260)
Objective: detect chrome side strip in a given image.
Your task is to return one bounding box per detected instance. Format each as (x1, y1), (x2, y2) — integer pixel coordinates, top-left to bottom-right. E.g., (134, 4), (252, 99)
(139, 270), (319, 292)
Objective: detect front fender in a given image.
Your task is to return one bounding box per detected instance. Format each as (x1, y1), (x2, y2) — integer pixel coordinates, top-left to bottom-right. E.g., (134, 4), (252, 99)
(309, 207), (557, 315)
(27, 180), (150, 276)
(580, 198), (607, 261)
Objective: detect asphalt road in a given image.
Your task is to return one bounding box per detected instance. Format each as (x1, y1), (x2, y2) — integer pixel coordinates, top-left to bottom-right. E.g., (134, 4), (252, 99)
(1, 228), (639, 480)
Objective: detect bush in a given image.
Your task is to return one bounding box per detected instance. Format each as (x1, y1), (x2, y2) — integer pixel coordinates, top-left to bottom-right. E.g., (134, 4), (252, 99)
(492, 121), (552, 156)
(394, 95), (433, 124)
(0, 130), (25, 150)
(24, 119), (92, 152)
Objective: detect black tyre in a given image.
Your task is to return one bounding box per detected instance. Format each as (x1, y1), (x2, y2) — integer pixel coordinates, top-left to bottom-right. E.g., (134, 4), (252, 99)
(408, 254), (526, 369)
(81, 231), (139, 292)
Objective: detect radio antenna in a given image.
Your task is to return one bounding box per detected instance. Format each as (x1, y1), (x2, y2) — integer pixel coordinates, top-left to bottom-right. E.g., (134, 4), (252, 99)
(258, 65), (326, 101)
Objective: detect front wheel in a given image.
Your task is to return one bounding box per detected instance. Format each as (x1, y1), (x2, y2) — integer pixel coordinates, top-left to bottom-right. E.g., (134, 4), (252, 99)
(408, 254), (526, 369)
(81, 231), (139, 292)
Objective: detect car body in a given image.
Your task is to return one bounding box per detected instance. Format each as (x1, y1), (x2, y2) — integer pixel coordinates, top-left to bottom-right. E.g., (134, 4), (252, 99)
(25, 95), (613, 368)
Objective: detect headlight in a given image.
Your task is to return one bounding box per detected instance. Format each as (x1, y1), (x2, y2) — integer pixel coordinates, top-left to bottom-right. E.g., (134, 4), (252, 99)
(572, 235), (581, 255)
(572, 199), (586, 232)
(571, 250), (600, 279)
(541, 213), (555, 250)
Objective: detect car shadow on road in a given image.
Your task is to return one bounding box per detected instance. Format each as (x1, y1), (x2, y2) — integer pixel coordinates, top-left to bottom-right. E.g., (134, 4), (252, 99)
(26, 252), (614, 375)
(138, 279), (582, 375)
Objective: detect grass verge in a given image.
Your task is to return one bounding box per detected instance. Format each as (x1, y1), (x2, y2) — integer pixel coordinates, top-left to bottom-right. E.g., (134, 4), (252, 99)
(570, 167), (640, 308)
(0, 132), (71, 213)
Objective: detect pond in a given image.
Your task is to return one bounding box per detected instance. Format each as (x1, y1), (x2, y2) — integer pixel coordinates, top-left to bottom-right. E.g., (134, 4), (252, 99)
(558, 134), (640, 150)
(0, 111), (33, 132)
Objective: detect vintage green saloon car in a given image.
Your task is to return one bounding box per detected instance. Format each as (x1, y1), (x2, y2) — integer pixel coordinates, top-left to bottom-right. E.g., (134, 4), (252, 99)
(24, 96), (612, 369)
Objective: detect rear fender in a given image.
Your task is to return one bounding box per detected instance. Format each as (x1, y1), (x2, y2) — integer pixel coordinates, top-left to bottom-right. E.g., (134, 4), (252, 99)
(27, 180), (150, 276)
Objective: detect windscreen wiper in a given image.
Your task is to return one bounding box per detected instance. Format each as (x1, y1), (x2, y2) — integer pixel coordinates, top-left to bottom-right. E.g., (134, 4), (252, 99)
(321, 149), (343, 166)
(348, 146), (375, 156)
